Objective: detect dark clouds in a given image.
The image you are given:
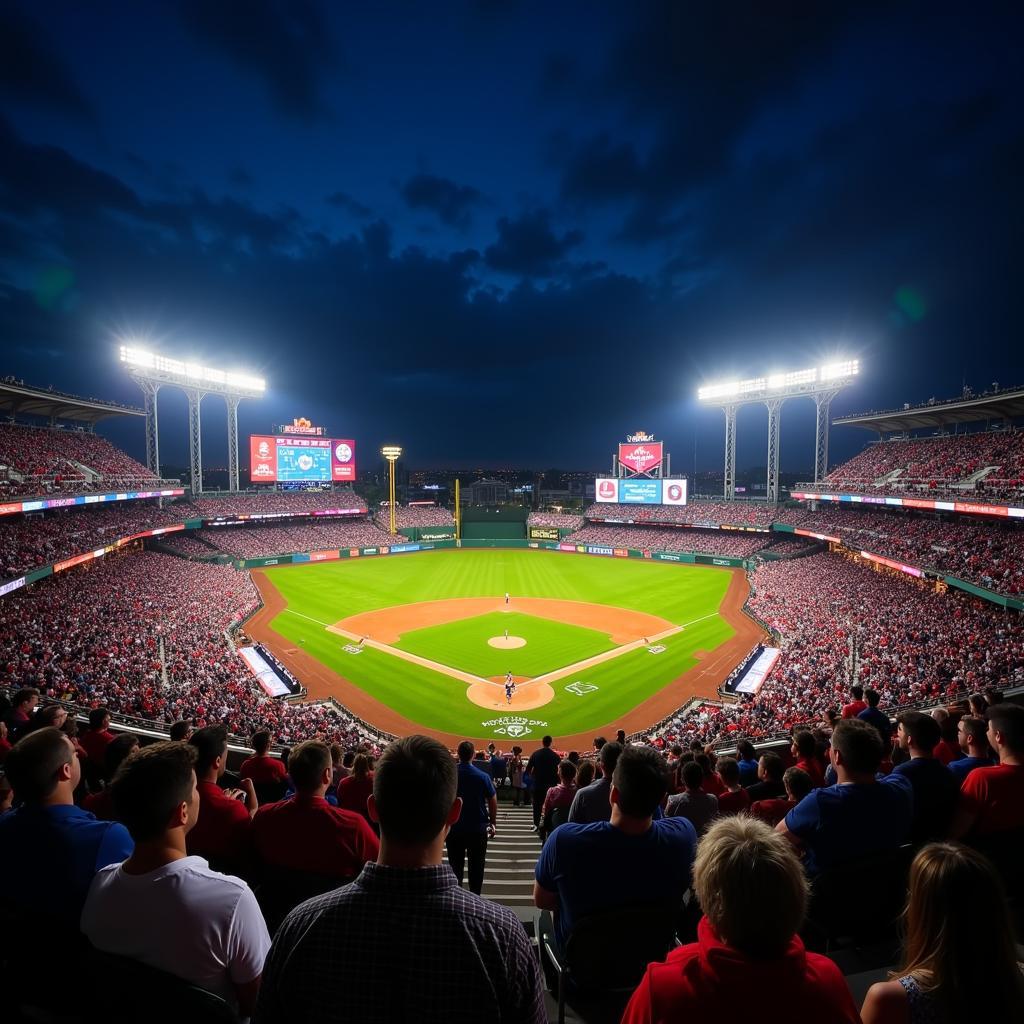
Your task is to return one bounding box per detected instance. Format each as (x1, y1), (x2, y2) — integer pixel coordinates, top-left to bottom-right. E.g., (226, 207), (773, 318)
(179, 0), (337, 118)
(484, 211), (584, 276)
(0, 6), (91, 118)
(400, 174), (483, 229)
(0, 2), (1022, 471)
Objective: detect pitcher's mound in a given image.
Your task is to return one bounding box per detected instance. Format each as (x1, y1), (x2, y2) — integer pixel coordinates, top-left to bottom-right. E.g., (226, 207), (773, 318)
(488, 636), (526, 649)
(467, 678), (554, 710)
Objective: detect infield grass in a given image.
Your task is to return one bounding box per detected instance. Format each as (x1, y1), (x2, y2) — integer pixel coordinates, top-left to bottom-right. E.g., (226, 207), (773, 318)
(394, 612), (617, 677)
(262, 549), (735, 736)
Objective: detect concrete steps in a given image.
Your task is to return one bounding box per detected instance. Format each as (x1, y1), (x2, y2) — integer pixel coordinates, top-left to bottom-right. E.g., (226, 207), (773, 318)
(445, 799), (542, 917)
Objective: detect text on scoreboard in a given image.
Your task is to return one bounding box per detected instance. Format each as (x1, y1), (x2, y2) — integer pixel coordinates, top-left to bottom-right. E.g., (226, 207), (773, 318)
(594, 477), (687, 505)
(250, 435), (356, 483)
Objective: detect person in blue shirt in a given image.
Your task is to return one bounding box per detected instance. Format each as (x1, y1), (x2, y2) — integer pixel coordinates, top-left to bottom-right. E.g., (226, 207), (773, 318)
(857, 688), (893, 744)
(890, 711), (959, 843)
(948, 715), (995, 784)
(534, 745), (696, 953)
(0, 727), (133, 923)
(445, 741), (497, 895)
(735, 739), (760, 787)
(777, 718), (912, 875)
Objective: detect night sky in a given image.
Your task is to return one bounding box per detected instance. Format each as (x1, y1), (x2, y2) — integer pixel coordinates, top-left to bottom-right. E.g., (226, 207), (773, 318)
(1, 2), (1022, 474)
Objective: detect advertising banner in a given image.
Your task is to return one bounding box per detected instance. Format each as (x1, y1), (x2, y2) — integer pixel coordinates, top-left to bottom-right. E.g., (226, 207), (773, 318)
(595, 478), (618, 503)
(528, 526), (560, 540)
(250, 435), (276, 482)
(619, 479), (661, 504)
(310, 550), (340, 562)
(614, 548), (629, 557)
(587, 545), (613, 555)
(661, 479), (688, 505)
(618, 442), (663, 475)
(559, 543), (577, 552)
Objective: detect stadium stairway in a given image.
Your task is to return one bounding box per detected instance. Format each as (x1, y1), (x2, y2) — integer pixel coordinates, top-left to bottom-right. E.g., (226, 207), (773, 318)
(443, 800), (541, 922)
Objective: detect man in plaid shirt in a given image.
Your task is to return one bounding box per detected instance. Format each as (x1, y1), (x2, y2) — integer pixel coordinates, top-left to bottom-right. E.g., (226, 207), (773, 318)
(255, 734), (545, 1024)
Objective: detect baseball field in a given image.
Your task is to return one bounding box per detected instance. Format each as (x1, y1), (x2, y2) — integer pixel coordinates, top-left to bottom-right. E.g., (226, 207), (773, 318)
(247, 548), (762, 748)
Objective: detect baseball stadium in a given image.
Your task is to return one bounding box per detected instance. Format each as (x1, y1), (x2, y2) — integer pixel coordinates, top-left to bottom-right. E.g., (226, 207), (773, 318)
(2, 356), (1024, 1019)
(5, 8), (1024, 1022)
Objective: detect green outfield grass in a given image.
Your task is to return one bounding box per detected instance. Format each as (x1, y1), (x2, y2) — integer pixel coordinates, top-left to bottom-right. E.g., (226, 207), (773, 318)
(393, 611), (617, 677)
(262, 549), (736, 737)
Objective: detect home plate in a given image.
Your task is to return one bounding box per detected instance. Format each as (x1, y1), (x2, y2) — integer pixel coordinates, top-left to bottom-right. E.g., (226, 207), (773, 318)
(488, 636), (526, 649)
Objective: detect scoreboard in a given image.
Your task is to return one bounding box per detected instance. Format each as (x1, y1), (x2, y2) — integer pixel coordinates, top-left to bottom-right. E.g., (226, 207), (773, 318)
(250, 435), (356, 483)
(594, 477), (687, 505)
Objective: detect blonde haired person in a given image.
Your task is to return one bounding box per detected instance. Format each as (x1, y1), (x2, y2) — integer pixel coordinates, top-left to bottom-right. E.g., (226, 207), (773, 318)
(861, 842), (1024, 1023)
(621, 816), (860, 1023)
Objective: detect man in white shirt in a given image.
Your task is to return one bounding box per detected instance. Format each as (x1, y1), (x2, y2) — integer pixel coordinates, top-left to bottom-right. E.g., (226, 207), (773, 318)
(81, 741), (271, 1017)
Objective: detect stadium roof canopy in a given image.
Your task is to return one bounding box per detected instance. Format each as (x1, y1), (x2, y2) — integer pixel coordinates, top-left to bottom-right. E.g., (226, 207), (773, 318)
(835, 384), (1024, 434)
(0, 378), (144, 427)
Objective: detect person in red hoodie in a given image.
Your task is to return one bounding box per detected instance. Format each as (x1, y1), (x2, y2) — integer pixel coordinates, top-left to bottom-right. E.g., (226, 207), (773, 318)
(621, 816), (861, 1024)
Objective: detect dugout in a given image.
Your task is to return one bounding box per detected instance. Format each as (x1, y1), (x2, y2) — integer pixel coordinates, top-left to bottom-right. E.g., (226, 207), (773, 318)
(460, 505), (527, 540)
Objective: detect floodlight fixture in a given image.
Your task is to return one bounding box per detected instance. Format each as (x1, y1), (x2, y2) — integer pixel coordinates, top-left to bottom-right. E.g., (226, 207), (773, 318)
(381, 445), (403, 462)
(119, 344), (266, 395)
(697, 358), (858, 401)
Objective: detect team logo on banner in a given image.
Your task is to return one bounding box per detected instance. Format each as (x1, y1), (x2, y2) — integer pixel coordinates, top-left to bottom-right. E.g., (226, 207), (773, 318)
(619, 442), (663, 475)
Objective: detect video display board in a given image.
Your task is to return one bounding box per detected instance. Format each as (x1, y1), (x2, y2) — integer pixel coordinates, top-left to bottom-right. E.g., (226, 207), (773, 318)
(618, 441), (664, 475)
(594, 478), (688, 505)
(250, 436), (356, 483)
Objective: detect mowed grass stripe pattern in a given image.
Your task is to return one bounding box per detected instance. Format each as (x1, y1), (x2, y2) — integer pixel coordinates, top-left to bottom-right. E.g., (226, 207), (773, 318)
(263, 550), (734, 736)
(394, 612), (617, 678)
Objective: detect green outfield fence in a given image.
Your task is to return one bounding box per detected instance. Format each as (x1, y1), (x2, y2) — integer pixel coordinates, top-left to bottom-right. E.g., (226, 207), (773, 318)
(233, 539), (757, 571)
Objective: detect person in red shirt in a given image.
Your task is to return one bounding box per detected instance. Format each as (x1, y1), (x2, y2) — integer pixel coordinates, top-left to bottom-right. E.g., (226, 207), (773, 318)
(80, 707), (116, 768)
(239, 730), (288, 786)
(714, 758), (750, 816)
(931, 708), (962, 766)
(841, 684), (867, 720)
(952, 704), (1024, 838)
(336, 752), (375, 826)
(622, 816), (860, 1023)
(695, 753), (725, 796)
(791, 731), (826, 789)
(751, 766), (813, 828)
(253, 740), (379, 879)
(0, 721), (11, 764)
(83, 734), (140, 821)
(187, 724), (257, 867)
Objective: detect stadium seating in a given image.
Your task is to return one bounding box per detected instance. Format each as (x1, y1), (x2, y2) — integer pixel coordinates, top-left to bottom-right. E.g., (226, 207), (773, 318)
(791, 506), (1024, 595)
(392, 505), (456, 528)
(583, 500), (779, 526)
(527, 512), (584, 529)
(0, 422), (161, 496)
(821, 429), (1024, 499)
(563, 524), (768, 557)
(0, 551), (390, 749)
(637, 552), (1024, 748)
(198, 520), (397, 559)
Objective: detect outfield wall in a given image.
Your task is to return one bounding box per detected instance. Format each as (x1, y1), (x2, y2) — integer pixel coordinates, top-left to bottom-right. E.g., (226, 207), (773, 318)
(233, 539), (756, 571)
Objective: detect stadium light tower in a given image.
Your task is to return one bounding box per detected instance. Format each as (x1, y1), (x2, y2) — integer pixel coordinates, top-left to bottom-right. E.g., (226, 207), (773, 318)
(120, 345), (266, 493)
(381, 445), (402, 534)
(697, 359), (859, 503)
